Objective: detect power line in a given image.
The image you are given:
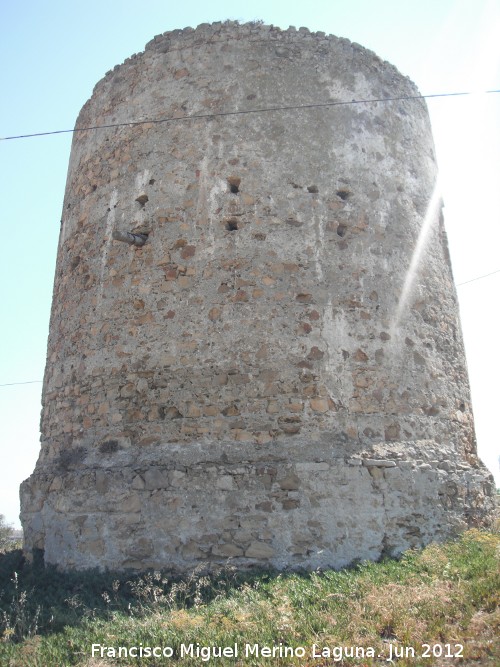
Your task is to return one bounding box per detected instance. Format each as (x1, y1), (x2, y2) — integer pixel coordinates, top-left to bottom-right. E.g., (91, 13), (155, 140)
(457, 268), (500, 287)
(0, 380), (42, 388)
(1, 89), (499, 142)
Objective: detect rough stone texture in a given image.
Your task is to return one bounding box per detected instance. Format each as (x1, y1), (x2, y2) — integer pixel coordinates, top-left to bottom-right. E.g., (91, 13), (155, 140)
(21, 21), (495, 571)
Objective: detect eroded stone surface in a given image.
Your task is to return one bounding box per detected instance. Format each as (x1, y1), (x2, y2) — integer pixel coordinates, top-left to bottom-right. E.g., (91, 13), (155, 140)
(20, 21), (494, 571)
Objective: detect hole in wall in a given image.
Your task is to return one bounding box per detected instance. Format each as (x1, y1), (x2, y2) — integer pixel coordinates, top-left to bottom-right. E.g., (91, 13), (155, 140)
(337, 224), (347, 237)
(336, 189), (351, 201)
(307, 185), (319, 193)
(149, 179), (155, 185)
(70, 256), (81, 270)
(225, 219), (239, 231)
(99, 440), (120, 454)
(134, 233), (149, 246)
(112, 230), (149, 247)
(227, 176), (241, 194)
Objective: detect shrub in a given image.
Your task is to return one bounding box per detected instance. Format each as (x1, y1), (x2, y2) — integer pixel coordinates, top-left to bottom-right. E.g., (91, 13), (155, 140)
(0, 515), (17, 552)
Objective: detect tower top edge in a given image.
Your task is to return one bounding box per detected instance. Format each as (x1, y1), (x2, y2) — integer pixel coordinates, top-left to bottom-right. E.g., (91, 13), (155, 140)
(97, 19), (414, 90)
(143, 20), (355, 53)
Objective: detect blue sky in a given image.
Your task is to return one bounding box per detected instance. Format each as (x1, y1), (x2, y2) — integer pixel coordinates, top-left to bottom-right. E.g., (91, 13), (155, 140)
(1, 0), (499, 527)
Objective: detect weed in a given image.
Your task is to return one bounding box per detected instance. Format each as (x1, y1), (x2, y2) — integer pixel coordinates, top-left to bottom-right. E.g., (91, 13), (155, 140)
(0, 572), (41, 643)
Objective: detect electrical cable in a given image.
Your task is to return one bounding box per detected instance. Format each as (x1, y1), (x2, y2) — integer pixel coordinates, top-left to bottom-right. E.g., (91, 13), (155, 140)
(457, 268), (500, 286)
(1, 89), (499, 142)
(0, 380), (42, 388)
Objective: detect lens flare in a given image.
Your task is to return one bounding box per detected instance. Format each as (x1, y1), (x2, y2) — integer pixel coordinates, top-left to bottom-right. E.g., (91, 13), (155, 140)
(390, 179), (442, 338)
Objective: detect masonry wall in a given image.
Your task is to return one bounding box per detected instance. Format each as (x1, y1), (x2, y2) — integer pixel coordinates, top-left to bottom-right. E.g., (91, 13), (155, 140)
(21, 22), (495, 571)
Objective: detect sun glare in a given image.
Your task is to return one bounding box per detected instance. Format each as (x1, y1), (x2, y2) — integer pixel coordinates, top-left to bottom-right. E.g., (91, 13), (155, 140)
(390, 179), (442, 339)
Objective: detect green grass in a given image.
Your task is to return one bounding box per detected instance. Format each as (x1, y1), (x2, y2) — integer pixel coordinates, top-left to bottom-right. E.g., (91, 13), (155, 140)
(1, 530), (499, 666)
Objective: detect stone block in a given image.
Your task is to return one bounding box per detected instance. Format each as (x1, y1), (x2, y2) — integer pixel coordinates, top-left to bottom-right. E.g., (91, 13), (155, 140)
(144, 468), (169, 490)
(310, 398), (329, 413)
(120, 493), (142, 513)
(245, 541), (275, 558)
(279, 473), (300, 490)
(216, 475), (234, 490)
(362, 459), (397, 468)
(212, 543), (244, 557)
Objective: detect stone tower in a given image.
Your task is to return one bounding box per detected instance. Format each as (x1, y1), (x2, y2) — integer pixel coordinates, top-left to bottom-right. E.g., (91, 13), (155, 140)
(21, 22), (494, 571)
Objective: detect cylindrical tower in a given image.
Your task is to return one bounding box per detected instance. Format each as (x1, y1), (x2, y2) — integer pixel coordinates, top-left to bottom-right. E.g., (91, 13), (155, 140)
(21, 22), (494, 571)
